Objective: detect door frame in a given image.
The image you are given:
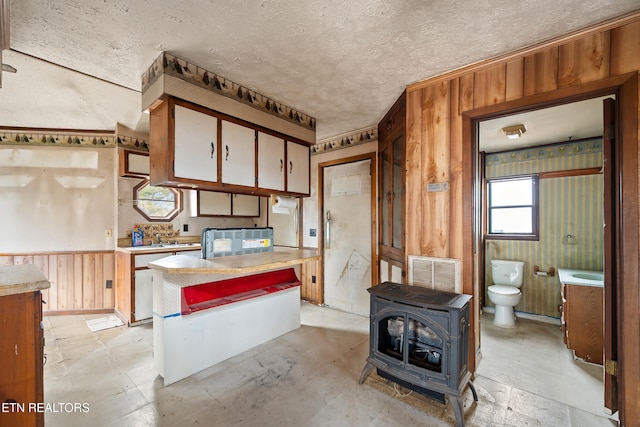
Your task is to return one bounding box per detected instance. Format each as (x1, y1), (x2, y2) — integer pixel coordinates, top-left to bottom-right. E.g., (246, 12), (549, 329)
(462, 72), (638, 420)
(318, 152), (377, 304)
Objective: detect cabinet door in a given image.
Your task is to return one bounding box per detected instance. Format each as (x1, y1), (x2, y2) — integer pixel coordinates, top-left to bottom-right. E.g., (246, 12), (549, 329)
(221, 121), (256, 187)
(232, 194), (260, 217)
(119, 150), (149, 178)
(174, 105), (218, 182)
(199, 191), (232, 216)
(257, 132), (285, 191)
(134, 269), (153, 321)
(286, 141), (309, 194)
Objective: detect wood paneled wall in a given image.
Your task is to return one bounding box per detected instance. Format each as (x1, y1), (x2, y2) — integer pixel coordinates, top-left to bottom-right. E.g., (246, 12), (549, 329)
(300, 258), (322, 305)
(406, 14), (640, 423)
(0, 252), (115, 313)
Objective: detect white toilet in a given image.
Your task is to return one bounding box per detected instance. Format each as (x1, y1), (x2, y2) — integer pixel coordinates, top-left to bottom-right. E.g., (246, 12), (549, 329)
(487, 260), (525, 328)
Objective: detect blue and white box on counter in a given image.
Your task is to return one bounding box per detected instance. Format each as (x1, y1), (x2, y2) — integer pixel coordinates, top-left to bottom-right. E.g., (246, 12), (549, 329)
(132, 228), (144, 247)
(201, 227), (273, 258)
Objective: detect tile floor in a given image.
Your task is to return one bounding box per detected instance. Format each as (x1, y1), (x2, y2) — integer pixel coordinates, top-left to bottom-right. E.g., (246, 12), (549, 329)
(42, 304), (619, 426)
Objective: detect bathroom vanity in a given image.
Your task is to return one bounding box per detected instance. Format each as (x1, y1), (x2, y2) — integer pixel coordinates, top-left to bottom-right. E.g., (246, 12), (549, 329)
(558, 269), (604, 365)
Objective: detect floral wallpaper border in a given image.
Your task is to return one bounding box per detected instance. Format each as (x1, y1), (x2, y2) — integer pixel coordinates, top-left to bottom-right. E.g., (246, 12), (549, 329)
(311, 125), (377, 155)
(485, 138), (602, 165)
(142, 52), (316, 132)
(0, 130), (149, 151)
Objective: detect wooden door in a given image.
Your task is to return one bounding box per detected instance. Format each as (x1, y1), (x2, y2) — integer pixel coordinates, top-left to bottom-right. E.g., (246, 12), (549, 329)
(257, 132), (285, 191)
(221, 121), (256, 187)
(602, 96), (618, 414)
(174, 105), (218, 182)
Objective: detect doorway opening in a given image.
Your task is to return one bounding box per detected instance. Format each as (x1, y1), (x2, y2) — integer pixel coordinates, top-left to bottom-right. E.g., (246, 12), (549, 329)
(474, 95), (614, 418)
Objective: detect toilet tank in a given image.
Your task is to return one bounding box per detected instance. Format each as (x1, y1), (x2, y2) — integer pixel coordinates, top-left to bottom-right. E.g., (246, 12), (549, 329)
(491, 260), (525, 287)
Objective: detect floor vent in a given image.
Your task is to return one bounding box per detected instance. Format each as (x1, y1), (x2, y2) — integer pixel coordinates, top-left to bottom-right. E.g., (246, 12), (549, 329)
(407, 255), (461, 293)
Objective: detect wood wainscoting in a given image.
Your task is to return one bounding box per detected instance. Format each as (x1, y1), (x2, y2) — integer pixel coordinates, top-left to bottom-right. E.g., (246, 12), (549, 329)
(299, 256), (322, 305)
(0, 252), (115, 314)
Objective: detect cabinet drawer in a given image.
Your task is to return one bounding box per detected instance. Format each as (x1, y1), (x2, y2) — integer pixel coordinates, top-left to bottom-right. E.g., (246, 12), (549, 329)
(134, 253), (171, 268)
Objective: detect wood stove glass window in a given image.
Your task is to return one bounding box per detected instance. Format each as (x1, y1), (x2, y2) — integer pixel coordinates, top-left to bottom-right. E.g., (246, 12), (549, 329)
(379, 315), (444, 373)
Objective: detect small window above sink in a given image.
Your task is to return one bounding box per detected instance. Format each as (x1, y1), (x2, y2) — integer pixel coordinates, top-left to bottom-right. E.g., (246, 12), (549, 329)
(133, 180), (182, 221)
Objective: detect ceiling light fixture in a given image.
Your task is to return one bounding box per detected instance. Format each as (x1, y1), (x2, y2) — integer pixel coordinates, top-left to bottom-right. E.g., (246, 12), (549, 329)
(502, 124), (527, 139)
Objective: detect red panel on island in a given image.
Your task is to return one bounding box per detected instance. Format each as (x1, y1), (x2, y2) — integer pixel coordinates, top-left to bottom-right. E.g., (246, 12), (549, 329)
(181, 268), (301, 315)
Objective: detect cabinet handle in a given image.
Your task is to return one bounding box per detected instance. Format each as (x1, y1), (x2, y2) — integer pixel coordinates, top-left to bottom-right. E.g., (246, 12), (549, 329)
(226, 145), (229, 161)
(289, 160), (293, 174)
(211, 142), (215, 158)
(280, 159), (283, 172)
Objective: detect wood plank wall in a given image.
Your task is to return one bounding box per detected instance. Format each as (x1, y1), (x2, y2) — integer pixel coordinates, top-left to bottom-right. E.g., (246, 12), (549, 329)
(0, 252), (115, 313)
(300, 258), (322, 305)
(405, 13), (640, 424)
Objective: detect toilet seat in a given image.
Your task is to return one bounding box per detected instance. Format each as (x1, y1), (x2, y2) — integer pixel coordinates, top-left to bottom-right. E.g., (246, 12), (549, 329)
(488, 285), (521, 295)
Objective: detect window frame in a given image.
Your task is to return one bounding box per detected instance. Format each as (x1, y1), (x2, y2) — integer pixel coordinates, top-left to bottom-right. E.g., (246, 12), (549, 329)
(133, 179), (182, 222)
(485, 174), (539, 241)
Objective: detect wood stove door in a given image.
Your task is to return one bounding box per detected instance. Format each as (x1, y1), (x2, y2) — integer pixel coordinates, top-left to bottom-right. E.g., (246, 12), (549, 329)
(374, 307), (449, 384)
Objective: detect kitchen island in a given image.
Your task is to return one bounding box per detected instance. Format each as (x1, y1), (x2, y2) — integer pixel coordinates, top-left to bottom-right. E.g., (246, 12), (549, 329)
(148, 247), (320, 385)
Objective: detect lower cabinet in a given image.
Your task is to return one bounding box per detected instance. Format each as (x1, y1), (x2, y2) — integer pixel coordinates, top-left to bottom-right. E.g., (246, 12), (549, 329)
(116, 249), (201, 325)
(561, 283), (603, 365)
(0, 265), (48, 427)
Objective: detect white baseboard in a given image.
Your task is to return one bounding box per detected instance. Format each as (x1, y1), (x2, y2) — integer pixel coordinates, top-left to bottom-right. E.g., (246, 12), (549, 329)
(482, 306), (560, 325)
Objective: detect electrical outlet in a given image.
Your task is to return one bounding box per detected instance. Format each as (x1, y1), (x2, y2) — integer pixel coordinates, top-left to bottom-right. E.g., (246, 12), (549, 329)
(183, 224), (189, 232)
(105, 228), (112, 238)
(106, 280), (112, 289)
(309, 228), (316, 237)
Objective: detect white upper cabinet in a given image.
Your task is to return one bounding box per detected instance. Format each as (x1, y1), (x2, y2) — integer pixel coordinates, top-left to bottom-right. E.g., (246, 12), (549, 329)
(287, 141), (309, 194)
(221, 121), (256, 187)
(257, 131), (285, 191)
(174, 105), (218, 182)
(198, 191), (232, 216)
(232, 194), (261, 217)
(150, 97), (310, 196)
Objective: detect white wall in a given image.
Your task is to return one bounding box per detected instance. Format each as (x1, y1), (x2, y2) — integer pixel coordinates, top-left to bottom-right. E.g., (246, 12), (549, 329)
(0, 146), (118, 252)
(0, 144), (268, 253)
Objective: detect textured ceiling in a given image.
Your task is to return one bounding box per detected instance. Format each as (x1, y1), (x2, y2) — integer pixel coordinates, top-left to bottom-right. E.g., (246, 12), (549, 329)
(2, 1), (639, 141)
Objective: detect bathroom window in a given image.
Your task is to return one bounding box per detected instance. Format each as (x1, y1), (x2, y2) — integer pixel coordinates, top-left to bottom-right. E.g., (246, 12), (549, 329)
(486, 175), (539, 240)
(133, 180), (182, 221)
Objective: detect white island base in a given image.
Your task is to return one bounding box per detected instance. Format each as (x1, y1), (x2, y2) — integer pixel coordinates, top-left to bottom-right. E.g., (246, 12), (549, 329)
(153, 281), (300, 386)
(148, 248), (319, 386)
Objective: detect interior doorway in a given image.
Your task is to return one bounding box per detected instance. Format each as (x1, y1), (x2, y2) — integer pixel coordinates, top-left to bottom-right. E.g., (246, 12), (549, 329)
(463, 73), (639, 419)
(474, 95), (612, 417)
(318, 153), (376, 316)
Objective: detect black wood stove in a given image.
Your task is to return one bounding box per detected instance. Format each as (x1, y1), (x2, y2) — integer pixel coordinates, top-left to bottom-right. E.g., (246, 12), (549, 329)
(359, 282), (477, 427)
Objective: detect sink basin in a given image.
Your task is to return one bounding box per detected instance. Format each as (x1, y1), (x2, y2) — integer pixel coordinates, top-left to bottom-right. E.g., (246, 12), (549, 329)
(571, 272), (604, 281)
(125, 243), (200, 251)
(558, 268), (604, 287)
(151, 243), (198, 248)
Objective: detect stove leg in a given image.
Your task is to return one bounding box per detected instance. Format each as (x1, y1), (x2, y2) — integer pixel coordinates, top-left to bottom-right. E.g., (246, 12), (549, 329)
(450, 395), (465, 427)
(358, 361), (374, 384)
(468, 380), (478, 402)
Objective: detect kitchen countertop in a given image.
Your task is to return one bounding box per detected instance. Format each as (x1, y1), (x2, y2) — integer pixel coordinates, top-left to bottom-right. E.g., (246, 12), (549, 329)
(116, 243), (201, 254)
(148, 247), (320, 274)
(0, 264), (51, 297)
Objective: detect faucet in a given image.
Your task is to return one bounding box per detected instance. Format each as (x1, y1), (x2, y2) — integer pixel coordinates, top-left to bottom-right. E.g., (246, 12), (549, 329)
(155, 233), (162, 244)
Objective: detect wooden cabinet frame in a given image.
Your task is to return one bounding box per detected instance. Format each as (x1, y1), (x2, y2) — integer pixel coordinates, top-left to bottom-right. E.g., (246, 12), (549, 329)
(149, 96), (311, 197)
